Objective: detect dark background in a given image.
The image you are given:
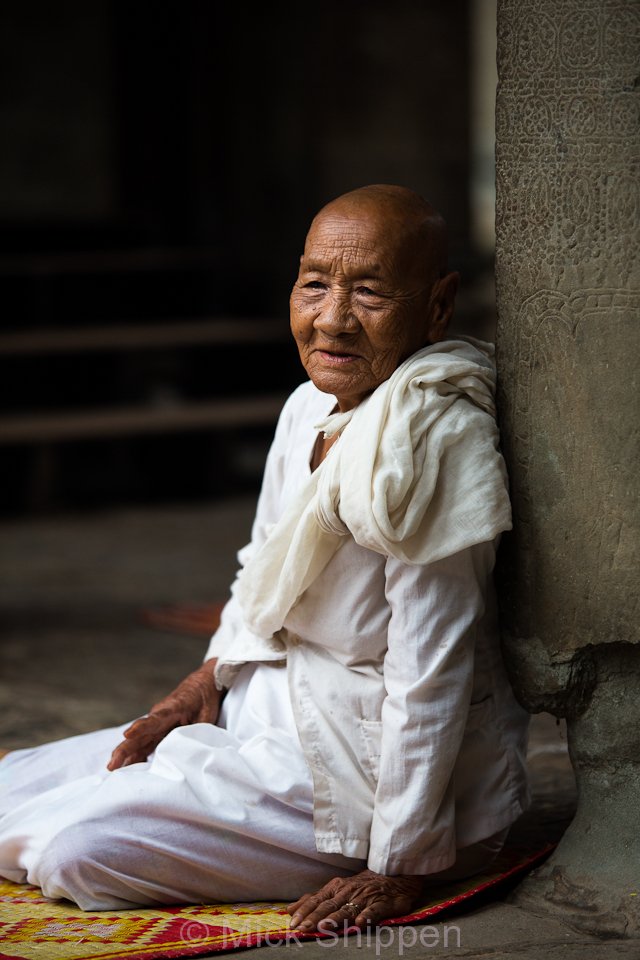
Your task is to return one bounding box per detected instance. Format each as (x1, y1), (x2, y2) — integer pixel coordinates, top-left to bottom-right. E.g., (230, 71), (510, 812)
(0, 0), (495, 516)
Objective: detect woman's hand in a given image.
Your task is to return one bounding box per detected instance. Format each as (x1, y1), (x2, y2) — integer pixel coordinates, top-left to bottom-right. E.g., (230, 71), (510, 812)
(287, 869), (424, 933)
(107, 659), (221, 770)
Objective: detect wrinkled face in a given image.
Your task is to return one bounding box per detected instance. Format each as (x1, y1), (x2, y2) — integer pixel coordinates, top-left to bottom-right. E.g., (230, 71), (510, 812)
(290, 205), (442, 411)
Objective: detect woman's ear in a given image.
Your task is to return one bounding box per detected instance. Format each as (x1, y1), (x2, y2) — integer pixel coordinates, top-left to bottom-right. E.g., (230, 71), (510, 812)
(426, 271), (460, 342)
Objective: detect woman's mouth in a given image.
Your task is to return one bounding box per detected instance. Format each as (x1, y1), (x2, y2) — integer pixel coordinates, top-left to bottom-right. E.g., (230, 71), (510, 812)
(317, 350), (359, 365)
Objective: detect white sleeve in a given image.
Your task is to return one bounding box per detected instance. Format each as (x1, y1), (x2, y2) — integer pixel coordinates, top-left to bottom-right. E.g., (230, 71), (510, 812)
(203, 388), (302, 685)
(366, 539), (496, 875)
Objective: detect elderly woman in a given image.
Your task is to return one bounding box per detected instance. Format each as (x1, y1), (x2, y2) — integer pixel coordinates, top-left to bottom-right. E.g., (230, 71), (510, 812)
(0, 184), (529, 931)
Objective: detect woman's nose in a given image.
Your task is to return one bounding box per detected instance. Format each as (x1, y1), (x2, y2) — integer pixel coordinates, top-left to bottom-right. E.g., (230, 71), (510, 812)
(313, 294), (360, 336)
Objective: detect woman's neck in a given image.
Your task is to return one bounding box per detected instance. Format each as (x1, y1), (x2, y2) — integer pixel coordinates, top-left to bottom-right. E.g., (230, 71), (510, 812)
(309, 432), (339, 472)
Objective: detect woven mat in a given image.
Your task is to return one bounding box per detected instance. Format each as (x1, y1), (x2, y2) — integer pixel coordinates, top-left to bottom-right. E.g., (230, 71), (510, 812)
(0, 843), (554, 960)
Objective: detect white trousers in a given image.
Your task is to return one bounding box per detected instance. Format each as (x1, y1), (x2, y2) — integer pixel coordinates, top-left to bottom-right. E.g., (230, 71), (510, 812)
(0, 663), (364, 909)
(0, 663), (507, 911)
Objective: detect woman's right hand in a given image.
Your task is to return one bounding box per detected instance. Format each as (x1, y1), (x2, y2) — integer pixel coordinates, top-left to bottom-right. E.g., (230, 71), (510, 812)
(107, 659), (221, 770)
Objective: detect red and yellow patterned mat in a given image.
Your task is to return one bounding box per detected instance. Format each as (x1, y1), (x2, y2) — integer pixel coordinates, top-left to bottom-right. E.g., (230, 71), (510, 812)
(0, 843), (554, 959)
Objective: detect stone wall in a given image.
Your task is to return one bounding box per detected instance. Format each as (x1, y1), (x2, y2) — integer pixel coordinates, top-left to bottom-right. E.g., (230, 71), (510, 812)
(495, 0), (639, 706)
(494, 0), (639, 937)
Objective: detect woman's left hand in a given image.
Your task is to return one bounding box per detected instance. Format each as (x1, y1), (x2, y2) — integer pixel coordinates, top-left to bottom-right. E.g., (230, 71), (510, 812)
(287, 869), (424, 933)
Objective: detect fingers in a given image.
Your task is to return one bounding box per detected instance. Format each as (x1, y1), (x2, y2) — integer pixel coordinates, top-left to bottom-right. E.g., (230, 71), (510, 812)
(288, 882), (371, 932)
(289, 893), (380, 933)
(287, 871), (423, 934)
(122, 713), (171, 740)
(107, 741), (149, 770)
(105, 667), (222, 772)
(106, 714), (175, 770)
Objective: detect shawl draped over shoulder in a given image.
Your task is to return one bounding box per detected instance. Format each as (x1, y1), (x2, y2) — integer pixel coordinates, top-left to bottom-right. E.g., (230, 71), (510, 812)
(235, 336), (512, 641)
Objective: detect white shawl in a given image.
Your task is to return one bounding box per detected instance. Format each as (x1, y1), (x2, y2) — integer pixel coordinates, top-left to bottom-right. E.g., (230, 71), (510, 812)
(235, 337), (512, 640)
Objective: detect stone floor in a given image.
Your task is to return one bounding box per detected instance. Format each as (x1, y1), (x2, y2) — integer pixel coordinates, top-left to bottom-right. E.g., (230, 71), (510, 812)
(0, 497), (635, 957)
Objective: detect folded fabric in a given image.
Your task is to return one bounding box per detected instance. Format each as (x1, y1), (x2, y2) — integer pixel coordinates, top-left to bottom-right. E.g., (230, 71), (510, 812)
(236, 337), (512, 640)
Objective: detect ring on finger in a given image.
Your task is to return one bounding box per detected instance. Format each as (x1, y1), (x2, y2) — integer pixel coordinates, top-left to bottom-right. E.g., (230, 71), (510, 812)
(343, 901), (361, 918)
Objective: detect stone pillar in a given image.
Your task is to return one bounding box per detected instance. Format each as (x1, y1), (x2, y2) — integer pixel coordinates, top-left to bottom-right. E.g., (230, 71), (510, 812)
(494, 0), (640, 938)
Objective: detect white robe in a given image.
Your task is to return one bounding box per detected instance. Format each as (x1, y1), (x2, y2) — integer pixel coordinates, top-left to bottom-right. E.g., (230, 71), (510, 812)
(0, 345), (528, 909)
(208, 376), (529, 872)
(0, 660), (508, 910)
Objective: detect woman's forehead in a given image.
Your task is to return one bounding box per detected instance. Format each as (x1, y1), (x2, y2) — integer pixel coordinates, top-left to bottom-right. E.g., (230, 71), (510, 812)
(302, 209), (424, 276)
(304, 210), (412, 261)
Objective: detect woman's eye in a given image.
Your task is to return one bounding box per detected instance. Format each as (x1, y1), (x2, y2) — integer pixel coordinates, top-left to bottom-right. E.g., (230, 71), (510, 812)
(304, 281), (326, 290)
(357, 286), (379, 296)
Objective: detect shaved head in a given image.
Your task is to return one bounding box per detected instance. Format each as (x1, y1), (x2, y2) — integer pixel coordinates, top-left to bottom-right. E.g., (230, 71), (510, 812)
(310, 183), (449, 280)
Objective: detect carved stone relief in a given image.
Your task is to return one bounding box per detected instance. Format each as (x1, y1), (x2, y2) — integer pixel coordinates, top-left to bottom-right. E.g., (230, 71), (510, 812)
(495, 0), (639, 658)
